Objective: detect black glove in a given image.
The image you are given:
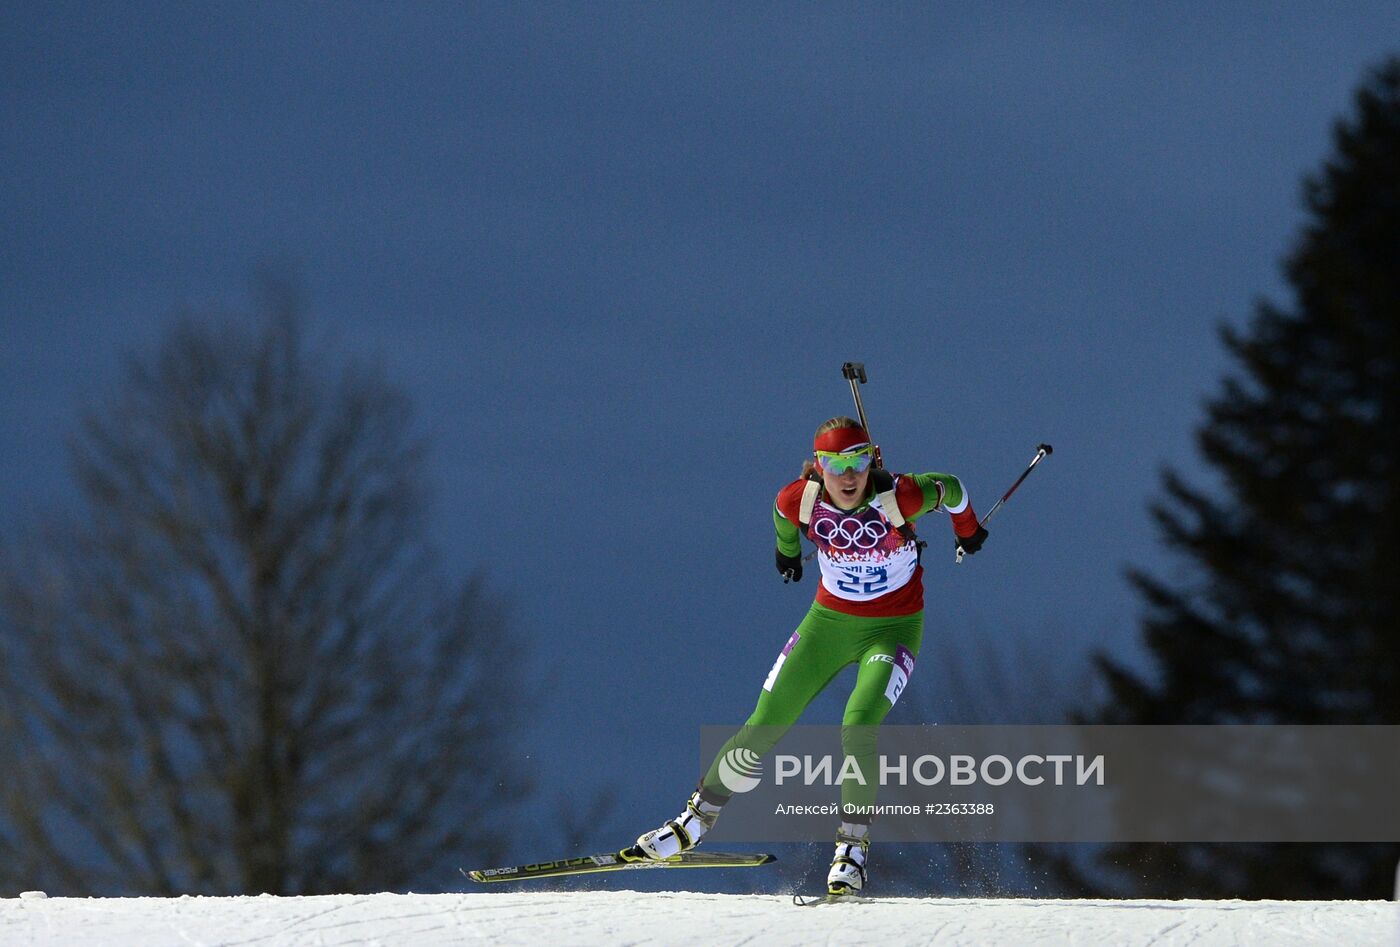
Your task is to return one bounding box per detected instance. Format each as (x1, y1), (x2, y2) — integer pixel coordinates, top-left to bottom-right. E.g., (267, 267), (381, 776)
(776, 549), (803, 583)
(955, 526), (989, 555)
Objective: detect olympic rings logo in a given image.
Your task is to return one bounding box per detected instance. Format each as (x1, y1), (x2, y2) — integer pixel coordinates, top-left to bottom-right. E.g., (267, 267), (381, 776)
(812, 515), (888, 551)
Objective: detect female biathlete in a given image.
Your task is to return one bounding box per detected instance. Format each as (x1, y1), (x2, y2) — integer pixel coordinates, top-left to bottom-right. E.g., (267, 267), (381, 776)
(635, 416), (987, 895)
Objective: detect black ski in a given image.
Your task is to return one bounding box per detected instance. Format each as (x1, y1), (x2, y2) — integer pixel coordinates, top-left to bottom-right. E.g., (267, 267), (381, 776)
(464, 845), (775, 883)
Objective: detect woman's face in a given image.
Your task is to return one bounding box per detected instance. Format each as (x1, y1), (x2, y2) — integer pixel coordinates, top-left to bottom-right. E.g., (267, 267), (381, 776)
(821, 463), (871, 510)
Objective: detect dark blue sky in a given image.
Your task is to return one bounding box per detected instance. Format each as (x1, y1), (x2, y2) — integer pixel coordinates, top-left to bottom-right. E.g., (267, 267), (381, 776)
(4, 4), (1399, 862)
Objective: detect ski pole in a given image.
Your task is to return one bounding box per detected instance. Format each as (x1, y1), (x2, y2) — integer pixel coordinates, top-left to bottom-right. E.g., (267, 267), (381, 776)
(956, 443), (1053, 564)
(841, 361), (884, 468)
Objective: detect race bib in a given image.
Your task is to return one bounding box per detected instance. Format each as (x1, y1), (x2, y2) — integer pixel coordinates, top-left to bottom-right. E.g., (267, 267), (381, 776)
(808, 494), (918, 602)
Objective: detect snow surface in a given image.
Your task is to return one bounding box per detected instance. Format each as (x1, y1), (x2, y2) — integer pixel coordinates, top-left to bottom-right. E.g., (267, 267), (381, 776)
(2, 891), (1397, 946)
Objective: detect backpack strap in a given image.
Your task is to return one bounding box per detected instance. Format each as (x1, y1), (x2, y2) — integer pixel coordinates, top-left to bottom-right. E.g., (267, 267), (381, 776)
(870, 469), (917, 542)
(798, 478), (822, 539)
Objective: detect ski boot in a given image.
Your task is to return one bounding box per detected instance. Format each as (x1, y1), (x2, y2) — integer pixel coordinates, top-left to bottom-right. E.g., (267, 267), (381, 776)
(826, 821), (870, 894)
(635, 790), (724, 859)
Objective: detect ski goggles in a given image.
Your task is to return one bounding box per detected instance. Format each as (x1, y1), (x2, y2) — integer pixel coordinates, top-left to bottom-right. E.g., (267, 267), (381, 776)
(814, 446), (875, 475)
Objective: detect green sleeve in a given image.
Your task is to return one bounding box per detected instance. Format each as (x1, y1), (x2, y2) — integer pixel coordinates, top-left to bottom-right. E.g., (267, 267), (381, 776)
(774, 505), (802, 557)
(906, 472), (966, 521)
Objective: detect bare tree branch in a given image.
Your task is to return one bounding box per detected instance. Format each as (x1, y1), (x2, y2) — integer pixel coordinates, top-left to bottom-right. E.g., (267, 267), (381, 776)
(0, 295), (531, 895)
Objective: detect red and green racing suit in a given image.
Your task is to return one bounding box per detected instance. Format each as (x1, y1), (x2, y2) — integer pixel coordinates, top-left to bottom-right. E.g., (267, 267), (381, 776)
(699, 472), (981, 818)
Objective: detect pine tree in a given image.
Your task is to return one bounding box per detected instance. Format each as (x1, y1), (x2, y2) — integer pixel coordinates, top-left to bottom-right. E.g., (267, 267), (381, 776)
(1084, 58), (1400, 898)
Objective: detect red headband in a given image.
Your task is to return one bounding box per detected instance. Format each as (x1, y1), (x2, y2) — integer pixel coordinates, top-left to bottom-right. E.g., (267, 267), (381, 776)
(814, 426), (872, 454)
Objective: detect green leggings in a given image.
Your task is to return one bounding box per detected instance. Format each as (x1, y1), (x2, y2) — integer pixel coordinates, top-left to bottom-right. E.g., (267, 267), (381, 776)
(701, 602), (923, 817)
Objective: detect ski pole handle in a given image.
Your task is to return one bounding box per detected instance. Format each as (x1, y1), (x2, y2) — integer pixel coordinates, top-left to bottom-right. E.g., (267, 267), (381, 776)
(956, 443), (1053, 564)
